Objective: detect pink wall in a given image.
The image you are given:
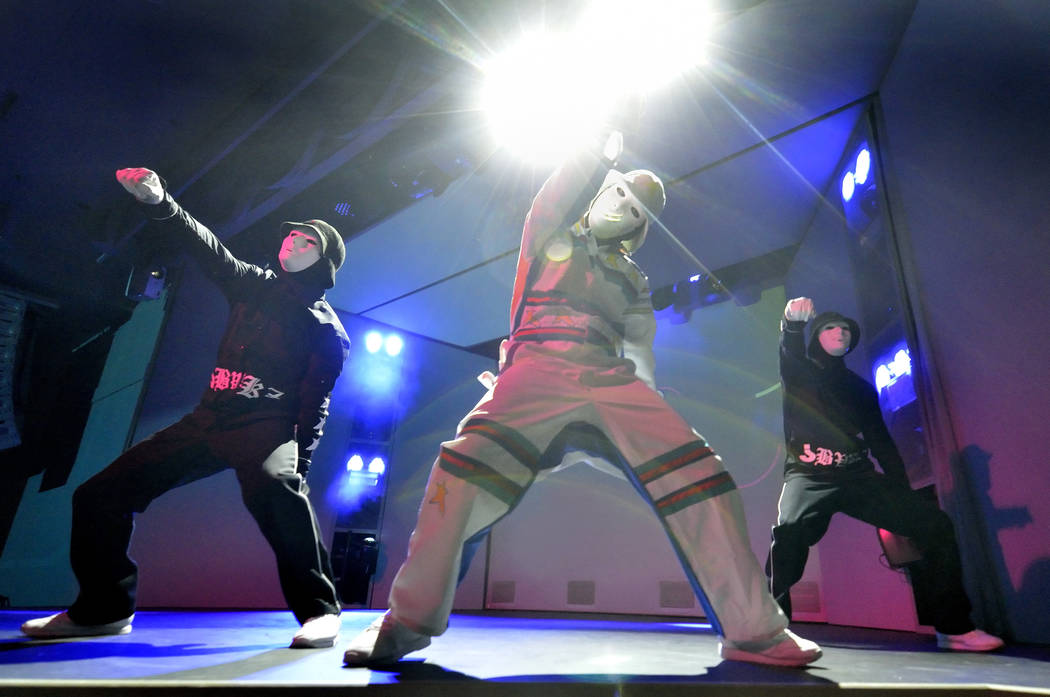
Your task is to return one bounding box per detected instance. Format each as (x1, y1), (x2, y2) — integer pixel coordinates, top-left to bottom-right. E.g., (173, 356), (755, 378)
(878, 0), (1050, 643)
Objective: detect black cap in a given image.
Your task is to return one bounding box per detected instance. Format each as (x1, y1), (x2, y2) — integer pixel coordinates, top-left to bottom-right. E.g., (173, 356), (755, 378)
(281, 220), (345, 271)
(807, 311), (861, 357)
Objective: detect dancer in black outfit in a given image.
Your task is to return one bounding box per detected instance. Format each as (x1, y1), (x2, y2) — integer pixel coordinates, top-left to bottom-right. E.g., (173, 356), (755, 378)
(22, 168), (349, 648)
(766, 296), (1003, 652)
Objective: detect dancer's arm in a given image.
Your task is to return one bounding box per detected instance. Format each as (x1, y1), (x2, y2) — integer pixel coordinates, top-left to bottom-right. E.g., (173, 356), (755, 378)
(115, 167), (265, 289)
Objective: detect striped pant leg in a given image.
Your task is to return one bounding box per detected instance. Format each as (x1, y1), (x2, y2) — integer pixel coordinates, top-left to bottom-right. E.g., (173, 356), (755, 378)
(389, 417), (544, 636)
(600, 386), (788, 642)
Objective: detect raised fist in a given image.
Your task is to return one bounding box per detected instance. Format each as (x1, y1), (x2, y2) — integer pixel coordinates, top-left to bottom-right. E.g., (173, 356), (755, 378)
(784, 297), (815, 322)
(116, 167), (164, 205)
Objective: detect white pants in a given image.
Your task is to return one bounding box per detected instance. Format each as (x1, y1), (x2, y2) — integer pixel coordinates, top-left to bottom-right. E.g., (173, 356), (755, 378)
(388, 344), (787, 642)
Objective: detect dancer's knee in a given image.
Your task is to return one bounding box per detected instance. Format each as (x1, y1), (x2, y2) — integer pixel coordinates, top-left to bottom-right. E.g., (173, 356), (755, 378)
(241, 468), (303, 511)
(771, 520), (819, 550)
(912, 506), (958, 550)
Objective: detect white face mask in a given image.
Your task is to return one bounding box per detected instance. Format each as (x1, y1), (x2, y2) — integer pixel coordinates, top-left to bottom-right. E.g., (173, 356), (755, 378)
(818, 322), (852, 357)
(586, 170), (647, 247)
(279, 228), (322, 273)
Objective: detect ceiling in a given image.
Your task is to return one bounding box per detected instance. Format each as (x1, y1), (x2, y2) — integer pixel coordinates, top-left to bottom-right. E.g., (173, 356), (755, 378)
(0, 0), (918, 351)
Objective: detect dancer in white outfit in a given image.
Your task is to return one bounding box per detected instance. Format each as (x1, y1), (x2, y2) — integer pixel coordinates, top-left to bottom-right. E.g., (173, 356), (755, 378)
(344, 130), (821, 668)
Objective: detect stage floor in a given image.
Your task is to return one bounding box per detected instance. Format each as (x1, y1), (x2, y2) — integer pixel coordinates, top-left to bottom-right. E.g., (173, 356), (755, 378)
(1, 609), (1048, 696)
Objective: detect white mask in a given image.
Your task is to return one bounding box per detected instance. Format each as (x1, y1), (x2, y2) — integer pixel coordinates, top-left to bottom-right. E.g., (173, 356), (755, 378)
(279, 228), (322, 273)
(586, 170), (647, 249)
(818, 322), (852, 357)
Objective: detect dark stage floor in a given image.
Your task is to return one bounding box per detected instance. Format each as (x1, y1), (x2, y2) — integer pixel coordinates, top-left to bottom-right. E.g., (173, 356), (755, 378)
(1, 609), (1048, 696)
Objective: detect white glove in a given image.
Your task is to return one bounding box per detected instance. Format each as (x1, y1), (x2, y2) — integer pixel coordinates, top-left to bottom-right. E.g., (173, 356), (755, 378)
(476, 371), (497, 390)
(116, 167), (164, 205)
(784, 297), (815, 322)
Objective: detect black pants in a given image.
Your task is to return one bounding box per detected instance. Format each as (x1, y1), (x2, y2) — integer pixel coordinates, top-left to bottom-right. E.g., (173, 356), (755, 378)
(766, 467), (974, 635)
(67, 409), (339, 626)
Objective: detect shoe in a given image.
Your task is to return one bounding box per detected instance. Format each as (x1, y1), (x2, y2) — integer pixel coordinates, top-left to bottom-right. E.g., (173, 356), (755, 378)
(290, 613), (342, 648)
(719, 628), (822, 667)
(21, 611), (133, 639)
(937, 628), (1004, 652)
(343, 612), (431, 666)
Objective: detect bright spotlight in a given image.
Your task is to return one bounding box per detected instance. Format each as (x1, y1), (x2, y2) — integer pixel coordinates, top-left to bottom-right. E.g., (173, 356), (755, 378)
(384, 334), (404, 357)
(481, 32), (602, 164)
(364, 331), (383, 354)
(854, 148), (871, 185)
(367, 457), (386, 475)
(347, 454), (364, 472)
(575, 0), (710, 85)
(841, 171), (855, 202)
(481, 2), (712, 164)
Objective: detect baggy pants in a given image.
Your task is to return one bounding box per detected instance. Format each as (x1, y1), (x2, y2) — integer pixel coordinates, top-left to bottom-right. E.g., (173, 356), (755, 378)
(767, 467), (974, 634)
(388, 345), (787, 642)
(67, 408), (339, 626)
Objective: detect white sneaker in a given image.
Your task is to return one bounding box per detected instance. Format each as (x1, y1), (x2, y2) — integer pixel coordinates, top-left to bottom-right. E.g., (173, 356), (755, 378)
(719, 628), (822, 667)
(343, 612), (431, 666)
(21, 611), (133, 639)
(936, 628), (1004, 652)
(290, 613), (342, 648)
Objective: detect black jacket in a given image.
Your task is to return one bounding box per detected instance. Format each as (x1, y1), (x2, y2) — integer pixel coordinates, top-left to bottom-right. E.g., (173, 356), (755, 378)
(148, 194), (350, 464)
(779, 318), (906, 482)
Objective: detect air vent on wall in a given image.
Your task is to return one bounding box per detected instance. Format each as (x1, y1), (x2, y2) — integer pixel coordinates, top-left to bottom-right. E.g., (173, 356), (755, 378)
(489, 580), (515, 604)
(567, 580), (595, 606)
(659, 581), (696, 609)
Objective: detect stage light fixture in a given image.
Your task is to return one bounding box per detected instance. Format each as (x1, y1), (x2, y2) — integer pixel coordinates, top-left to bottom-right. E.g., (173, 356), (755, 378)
(841, 142), (879, 229)
(841, 171), (855, 202)
(854, 148), (871, 185)
(346, 452), (381, 484)
(873, 345), (915, 412)
(384, 334), (404, 357)
(364, 331), (384, 354)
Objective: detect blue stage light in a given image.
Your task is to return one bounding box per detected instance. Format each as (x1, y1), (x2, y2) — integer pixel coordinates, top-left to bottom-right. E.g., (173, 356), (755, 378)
(875, 364), (892, 392)
(345, 453), (381, 483)
(854, 148), (871, 185)
(384, 334), (404, 357)
(873, 345), (916, 412)
(364, 331), (384, 354)
(841, 171), (855, 202)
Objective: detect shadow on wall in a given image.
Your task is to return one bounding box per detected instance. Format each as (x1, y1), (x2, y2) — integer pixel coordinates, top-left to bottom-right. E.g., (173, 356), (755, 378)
(951, 445), (1035, 642)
